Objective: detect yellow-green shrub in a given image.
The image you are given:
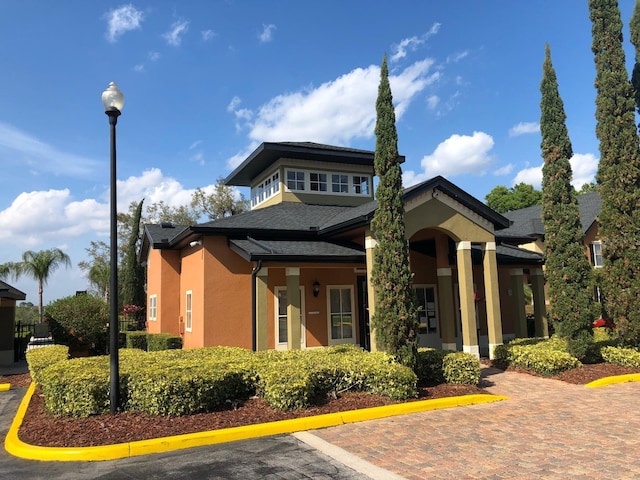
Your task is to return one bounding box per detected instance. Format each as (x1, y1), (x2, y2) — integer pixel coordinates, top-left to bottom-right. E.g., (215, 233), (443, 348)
(494, 337), (580, 376)
(601, 346), (640, 367)
(442, 352), (481, 385)
(25, 345), (69, 385)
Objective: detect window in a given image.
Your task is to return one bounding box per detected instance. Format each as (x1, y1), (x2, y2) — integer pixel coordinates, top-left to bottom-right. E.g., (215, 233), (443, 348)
(275, 287), (305, 349)
(272, 172), (280, 193)
(250, 171), (281, 207)
(591, 242), (603, 268)
(353, 176), (369, 195)
(310, 172), (327, 192)
(413, 286), (438, 334)
(331, 174), (349, 193)
(148, 295), (157, 321)
(328, 286), (355, 344)
(287, 170), (305, 191)
(185, 290), (192, 332)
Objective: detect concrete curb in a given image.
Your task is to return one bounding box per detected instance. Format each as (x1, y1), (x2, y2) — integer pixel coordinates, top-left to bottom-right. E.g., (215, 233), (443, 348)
(4, 383), (507, 462)
(585, 372), (640, 389)
(0, 384), (10, 392)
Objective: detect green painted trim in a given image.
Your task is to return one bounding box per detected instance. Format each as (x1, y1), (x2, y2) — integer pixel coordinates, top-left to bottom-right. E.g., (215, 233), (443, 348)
(5, 383), (507, 462)
(585, 373), (640, 389)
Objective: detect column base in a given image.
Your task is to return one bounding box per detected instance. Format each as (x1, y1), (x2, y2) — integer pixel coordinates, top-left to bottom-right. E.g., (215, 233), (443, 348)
(488, 343), (502, 360)
(463, 344), (480, 358)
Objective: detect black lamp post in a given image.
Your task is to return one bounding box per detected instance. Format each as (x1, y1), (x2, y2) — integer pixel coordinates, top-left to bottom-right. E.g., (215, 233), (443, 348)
(102, 82), (124, 414)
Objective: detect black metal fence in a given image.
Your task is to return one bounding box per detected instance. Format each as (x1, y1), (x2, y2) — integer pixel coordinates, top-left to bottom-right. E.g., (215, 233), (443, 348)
(14, 321), (37, 361)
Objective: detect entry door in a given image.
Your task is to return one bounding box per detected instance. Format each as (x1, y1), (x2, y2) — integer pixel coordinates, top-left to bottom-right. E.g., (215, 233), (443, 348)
(275, 286), (306, 350)
(413, 285), (440, 348)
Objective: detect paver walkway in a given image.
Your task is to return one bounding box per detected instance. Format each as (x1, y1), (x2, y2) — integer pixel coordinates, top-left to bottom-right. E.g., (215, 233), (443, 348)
(311, 367), (640, 479)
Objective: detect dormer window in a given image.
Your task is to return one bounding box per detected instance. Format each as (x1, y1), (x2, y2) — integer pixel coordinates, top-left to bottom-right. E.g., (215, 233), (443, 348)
(284, 168), (372, 198)
(332, 174), (349, 193)
(353, 176), (370, 195)
(251, 171), (280, 207)
(287, 170), (305, 191)
(310, 173), (327, 192)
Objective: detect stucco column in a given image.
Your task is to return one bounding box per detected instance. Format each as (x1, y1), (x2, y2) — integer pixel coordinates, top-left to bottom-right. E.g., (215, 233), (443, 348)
(456, 241), (479, 358)
(483, 242), (503, 359)
(255, 268), (269, 351)
(510, 269), (527, 338)
(286, 267), (301, 350)
(437, 268), (456, 351)
(365, 232), (378, 352)
(530, 268), (549, 338)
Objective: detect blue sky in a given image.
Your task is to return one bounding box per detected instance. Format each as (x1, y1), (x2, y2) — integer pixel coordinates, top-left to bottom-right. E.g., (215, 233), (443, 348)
(0, 1), (636, 304)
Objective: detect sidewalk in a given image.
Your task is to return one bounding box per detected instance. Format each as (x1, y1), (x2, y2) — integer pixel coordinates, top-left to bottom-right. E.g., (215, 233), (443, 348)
(310, 366), (640, 479)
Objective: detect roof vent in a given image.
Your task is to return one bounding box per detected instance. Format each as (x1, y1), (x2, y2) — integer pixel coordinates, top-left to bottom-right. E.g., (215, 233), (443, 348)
(309, 226), (319, 231)
(161, 222), (174, 228)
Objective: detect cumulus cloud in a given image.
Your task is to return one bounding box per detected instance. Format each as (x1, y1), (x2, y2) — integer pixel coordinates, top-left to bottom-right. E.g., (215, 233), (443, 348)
(511, 152), (598, 190)
(493, 164), (514, 176)
(201, 29), (216, 41)
(0, 122), (101, 178)
(163, 19), (189, 46)
(104, 4), (144, 43)
(509, 122), (540, 137)
(403, 132), (495, 187)
(259, 24), (276, 42)
(390, 23), (441, 63)
(226, 60), (436, 169)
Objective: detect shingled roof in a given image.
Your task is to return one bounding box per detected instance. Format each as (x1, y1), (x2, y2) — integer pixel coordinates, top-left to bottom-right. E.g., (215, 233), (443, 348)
(0, 280), (26, 300)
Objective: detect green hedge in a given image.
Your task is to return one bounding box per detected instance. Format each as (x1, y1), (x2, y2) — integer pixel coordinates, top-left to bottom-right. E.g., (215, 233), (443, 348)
(25, 345), (69, 385)
(415, 348), (480, 386)
(493, 337), (581, 376)
(124, 332), (183, 351)
(30, 345), (418, 416)
(601, 346), (640, 368)
(125, 331), (148, 350)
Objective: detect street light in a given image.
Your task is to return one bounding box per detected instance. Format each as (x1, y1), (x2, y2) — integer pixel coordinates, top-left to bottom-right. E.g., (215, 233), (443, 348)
(102, 81), (124, 414)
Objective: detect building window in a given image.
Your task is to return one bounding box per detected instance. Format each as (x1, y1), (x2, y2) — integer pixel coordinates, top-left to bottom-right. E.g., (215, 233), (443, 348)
(251, 171), (281, 207)
(272, 172), (280, 193)
(185, 290), (192, 332)
(310, 172), (327, 192)
(275, 287), (305, 349)
(413, 286), (438, 335)
(353, 175), (369, 195)
(287, 170), (305, 191)
(148, 294), (157, 321)
(591, 241), (603, 268)
(328, 286), (354, 344)
(331, 174), (349, 193)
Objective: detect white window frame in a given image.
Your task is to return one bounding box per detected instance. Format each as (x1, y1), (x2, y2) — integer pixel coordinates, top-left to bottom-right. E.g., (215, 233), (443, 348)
(352, 175), (370, 195)
(148, 294), (157, 321)
(185, 290), (193, 332)
(284, 168), (371, 198)
(591, 241), (603, 268)
(309, 172), (328, 192)
(327, 285), (356, 345)
(274, 286), (306, 349)
(251, 171), (281, 208)
(286, 170), (306, 191)
(331, 174), (349, 193)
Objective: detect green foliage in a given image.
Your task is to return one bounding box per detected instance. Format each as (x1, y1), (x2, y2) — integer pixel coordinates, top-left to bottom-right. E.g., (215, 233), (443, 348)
(45, 295), (109, 353)
(147, 333), (183, 351)
(539, 44), (597, 354)
(15, 302), (39, 324)
(125, 331), (148, 350)
(121, 199), (146, 310)
(370, 54), (419, 368)
(601, 345), (640, 367)
(631, 0), (640, 115)
(485, 183), (542, 213)
(590, 0), (640, 346)
(415, 348), (480, 386)
(493, 337), (580, 376)
(191, 178), (249, 220)
(415, 348), (450, 385)
(25, 345), (69, 385)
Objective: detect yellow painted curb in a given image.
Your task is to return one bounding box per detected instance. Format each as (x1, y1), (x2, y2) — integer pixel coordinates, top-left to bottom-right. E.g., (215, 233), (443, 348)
(0, 383), (10, 392)
(5, 383), (507, 462)
(585, 373), (640, 389)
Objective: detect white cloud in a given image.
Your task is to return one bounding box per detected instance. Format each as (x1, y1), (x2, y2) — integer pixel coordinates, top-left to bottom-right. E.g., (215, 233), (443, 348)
(226, 60), (435, 169)
(426, 95), (439, 110)
(403, 131), (495, 186)
(390, 23), (441, 63)
(0, 122), (101, 178)
(148, 51), (160, 61)
(509, 122), (540, 137)
(201, 29), (216, 41)
(446, 51), (469, 63)
(163, 20), (189, 46)
(259, 24), (276, 43)
(227, 96), (242, 112)
(510, 152), (597, 190)
(134, 64), (144, 72)
(493, 164), (514, 176)
(104, 4), (144, 43)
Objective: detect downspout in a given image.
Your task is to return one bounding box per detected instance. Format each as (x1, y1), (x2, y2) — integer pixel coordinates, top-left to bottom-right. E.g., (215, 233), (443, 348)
(251, 259), (263, 352)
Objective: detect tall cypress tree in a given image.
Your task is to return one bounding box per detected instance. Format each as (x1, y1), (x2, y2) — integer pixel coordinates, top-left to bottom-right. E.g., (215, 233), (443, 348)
(590, 0), (640, 345)
(630, 0), (640, 115)
(121, 199), (146, 317)
(370, 54), (419, 368)
(540, 44), (597, 358)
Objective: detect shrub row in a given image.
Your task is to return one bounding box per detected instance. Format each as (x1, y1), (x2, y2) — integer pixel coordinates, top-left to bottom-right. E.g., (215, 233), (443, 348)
(29, 344), (418, 417)
(415, 348), (481, 386)
(124, 331), (183, 351)
(493, 337), (581, 376)
(601, 346), (640, 368)
(25, 345), (69, 385)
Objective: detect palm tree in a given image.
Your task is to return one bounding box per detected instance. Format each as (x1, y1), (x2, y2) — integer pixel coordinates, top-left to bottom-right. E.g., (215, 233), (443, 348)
(0, 248), (71, 323)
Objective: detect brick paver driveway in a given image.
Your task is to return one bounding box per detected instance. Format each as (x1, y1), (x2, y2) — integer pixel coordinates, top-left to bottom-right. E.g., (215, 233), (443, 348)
(311, 367), (640, 479)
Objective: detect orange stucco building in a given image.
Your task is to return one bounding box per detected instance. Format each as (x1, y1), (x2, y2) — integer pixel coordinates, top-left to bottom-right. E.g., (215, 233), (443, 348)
(142, 142), (549, 359)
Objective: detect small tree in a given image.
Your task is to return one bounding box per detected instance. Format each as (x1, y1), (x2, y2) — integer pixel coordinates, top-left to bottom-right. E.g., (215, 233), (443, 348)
(370, 54), (419, 368)
(0, 248), (71, 323)
(121, 199), (146, 315)
(485, 183), (543, 213)
(191, 178), (249, 220)
(540, 44), (597, 359)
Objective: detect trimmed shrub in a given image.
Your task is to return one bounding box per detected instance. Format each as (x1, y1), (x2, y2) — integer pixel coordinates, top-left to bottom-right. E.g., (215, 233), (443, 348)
(125, 331), (148, 350)
(415, 348), (449, 385)
(25, 345), (69, 385)
(442, 352), (481, 385)
(147, 333), (183, 351)
(494, 337), (580, 376)
(601, 346), (640, 368)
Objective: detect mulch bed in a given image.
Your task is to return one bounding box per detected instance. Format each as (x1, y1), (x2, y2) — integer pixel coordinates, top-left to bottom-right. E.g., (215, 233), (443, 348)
(2, 362), (638, 448)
